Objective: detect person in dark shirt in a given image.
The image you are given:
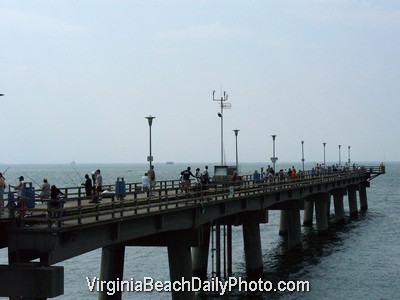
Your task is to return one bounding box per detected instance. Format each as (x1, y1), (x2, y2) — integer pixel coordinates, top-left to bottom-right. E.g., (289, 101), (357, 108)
(50, 185), (64, 219)
(181, 167), (196, 191)
(82, 174), (92, 197)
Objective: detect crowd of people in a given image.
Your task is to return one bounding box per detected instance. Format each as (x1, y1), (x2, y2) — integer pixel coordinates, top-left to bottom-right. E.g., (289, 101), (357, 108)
(0, 162), (380, 217)
(140, 165), (211, 195)
(0, 169), (104, 219)
(257, 163), (368, 183)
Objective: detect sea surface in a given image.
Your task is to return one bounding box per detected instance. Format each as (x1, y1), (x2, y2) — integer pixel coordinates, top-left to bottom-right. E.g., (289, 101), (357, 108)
(0, 162), (399, 299)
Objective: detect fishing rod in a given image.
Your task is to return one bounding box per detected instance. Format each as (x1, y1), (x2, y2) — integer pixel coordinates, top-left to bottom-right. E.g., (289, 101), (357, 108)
(2, 166), (10, 174)
(7, 166), (42, 189)
(58, 165), (78, 186)
(22, 173), (42, 189)
(71, 162), (84, 183)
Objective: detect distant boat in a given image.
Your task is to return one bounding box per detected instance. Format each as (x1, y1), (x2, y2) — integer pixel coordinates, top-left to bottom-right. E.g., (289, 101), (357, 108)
(166, 162), (174, 165)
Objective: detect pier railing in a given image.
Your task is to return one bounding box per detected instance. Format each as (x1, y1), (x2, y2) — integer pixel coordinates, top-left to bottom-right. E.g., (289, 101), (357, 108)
(5, 166), (384, 229)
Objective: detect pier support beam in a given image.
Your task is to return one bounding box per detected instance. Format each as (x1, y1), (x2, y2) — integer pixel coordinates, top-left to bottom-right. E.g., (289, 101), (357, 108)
(191, 224), (210, 279)
(332, 190), (346, 224)
(327, 195), (331, 217)
(279, 210), (288, 236)
(227, 224), (232, 275)
(303, 200), (314, 226)
(315, 193), (329, 233)
(99, 245), (126, 300)
(348, 185), (358, 217)
(242, 212), (263, 276)
(286, 209), (302, 250)
(359, 182), (368, 210)
(215, 222), (221, 278)
(168, 246), (195, 300)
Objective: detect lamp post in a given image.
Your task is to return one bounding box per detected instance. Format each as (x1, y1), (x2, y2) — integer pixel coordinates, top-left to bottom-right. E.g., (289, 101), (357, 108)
(213, 90), (230, 165)
(145, 115), (155, 170)
(271, 135), (278, 171)
(338, 145), (341, 165)
(323, 142), (326, 167)
(348, 146), (351, 167)
(301, 141), (305, 171)
(217, 112), (223, 165)
(233, 129), (239, 170)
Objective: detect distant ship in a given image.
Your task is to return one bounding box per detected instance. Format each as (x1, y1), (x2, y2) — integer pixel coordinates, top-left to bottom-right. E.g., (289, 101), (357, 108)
(166, 162), (174, 165)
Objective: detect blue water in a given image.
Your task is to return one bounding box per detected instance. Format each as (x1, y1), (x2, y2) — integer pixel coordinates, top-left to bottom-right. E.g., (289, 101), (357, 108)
(0, 162), (398, 299)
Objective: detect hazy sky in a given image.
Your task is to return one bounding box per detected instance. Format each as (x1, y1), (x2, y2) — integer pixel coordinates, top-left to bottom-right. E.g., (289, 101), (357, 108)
(1, 0), (399, 165)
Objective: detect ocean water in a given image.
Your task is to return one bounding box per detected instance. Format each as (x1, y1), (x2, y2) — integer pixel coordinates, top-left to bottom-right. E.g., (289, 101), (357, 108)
(0, 162), (398, 299)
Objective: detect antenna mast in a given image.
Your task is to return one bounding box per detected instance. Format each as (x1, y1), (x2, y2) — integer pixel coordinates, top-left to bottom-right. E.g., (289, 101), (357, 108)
(213, 90), (231, 165)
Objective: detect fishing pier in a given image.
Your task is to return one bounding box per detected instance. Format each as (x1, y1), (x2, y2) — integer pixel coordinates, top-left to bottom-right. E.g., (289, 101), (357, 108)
(0, 166), (385, 299)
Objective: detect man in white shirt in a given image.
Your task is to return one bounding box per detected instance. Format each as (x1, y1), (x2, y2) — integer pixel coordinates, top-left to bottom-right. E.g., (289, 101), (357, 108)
(142, 173), (150, 197)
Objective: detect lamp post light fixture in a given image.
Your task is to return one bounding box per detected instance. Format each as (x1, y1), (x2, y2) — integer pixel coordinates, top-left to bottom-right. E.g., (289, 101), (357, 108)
(338, 145), (341, 165)
(213, 90), (231, 165)
(233, 129), (240, 170)
(323, 142), (326, 167)
(301, 141), (305, 171)
(145, 115), (155, 170)
(271, 135), (278, 171)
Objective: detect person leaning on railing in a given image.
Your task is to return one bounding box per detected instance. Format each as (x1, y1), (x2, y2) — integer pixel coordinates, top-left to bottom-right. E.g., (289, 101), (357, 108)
(50, 185), (65, 219)
(39, 178), (51, 203)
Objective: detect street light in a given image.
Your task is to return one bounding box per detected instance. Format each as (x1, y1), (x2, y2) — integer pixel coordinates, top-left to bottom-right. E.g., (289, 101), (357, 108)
(348, 146), (351, 167)
(323, 142), (326, 167)
(217, 113), (224, 165)
(145, 115), (155, 170)
(301, 141), (305, 171)
(338, 145), (341, 165)
(233, 129), (240, 170)
(0, 94), (4, 96)
(271, 135), (278, 171)
(213, 90), (230, 165)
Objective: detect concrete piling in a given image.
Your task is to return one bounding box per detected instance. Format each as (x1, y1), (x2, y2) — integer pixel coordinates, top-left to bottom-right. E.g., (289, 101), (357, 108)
(348, 185), (358, 217)
(303, 200), (314, 226)
(315, 193), (329, 233)
(168, 245), (195, 300)
(333, 190), (346, 224)
(279, 210), (288, 236)
(242, 213), (263, 276)
(99, 245), (126, 300)
(359, 182), (368, 210)
(286, 209), (302, 250)
(192, 224), (211, 279)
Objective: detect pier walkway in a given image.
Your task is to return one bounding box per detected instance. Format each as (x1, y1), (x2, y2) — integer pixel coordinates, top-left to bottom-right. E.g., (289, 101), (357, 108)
(0, 165), (385, 299)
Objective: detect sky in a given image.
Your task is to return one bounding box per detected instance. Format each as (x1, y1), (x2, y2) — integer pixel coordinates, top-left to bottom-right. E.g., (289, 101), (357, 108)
(0, 0), (399, 165)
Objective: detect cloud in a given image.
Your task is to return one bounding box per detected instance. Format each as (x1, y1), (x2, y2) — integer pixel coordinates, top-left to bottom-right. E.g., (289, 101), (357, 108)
(0, 8), (93, 34)
(158, 23), (251, 41)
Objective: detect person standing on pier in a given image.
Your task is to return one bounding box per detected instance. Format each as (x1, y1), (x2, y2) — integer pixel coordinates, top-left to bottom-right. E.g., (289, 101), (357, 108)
(91, 170), (97, 194)
(202, 165), (209, 178)
(39, 178), (51, 202)
(195, 168), (202, 187)
(182, 167), (195, 192)
(50, 185), (64, 220)
(148, 165), (156, 195)
(14, 176), (24, 209)
(82, 174), (92, 198)
(142, 173), (150, 197)
(0, 173), (5, 215)
(90, 170), (102, 203)
(96, 169), (102, 195)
